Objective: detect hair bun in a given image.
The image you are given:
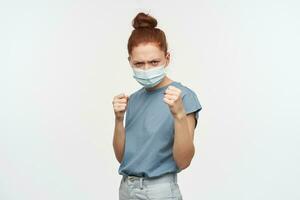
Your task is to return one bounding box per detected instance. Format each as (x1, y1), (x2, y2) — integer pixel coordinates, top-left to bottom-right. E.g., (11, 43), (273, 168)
(132, 12), (157, 29)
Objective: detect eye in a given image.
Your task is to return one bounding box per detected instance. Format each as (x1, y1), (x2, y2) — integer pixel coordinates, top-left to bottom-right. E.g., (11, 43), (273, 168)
(151, 61), (159, 66)
(134, 62), (144, 67)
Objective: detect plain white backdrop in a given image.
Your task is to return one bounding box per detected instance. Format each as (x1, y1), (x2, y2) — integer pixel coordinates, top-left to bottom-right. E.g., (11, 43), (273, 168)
(1, 0), (300, 199)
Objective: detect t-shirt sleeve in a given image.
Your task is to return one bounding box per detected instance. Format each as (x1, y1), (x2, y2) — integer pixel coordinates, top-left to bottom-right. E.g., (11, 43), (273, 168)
(182, 89), (202, 129)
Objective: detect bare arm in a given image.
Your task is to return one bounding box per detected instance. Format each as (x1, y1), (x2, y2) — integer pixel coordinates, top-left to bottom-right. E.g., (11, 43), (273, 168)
(173, 112), (196, 170)
(163, 85), (197, 170)
(112, 93), (129, 164)
(113, 117), (126, 164)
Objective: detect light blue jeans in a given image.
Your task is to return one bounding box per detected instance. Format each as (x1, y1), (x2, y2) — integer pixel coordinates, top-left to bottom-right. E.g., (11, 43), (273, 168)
(119, 173), (183, 200)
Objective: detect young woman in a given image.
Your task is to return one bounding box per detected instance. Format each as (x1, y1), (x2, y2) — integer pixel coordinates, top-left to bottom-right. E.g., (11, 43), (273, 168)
(112, 12), (202, 200)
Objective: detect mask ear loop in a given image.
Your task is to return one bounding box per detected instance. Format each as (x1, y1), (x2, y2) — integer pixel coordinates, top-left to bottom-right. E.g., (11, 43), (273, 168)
(163, 62), (169, 74)
(163, 52), (170, 73)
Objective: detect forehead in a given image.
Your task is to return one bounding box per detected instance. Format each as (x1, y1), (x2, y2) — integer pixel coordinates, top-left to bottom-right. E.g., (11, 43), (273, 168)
(131, 43), (165, 61)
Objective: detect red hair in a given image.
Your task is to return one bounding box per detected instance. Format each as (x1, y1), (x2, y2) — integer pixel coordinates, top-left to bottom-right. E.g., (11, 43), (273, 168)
(127, 12), (168, 55)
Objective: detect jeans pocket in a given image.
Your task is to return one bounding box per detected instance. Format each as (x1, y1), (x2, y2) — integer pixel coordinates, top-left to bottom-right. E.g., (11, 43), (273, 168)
(170, 182), (183, 200)
(146, 182), (173, 199)
(119, 177), (124, 191)
(119, 178), (129, 200)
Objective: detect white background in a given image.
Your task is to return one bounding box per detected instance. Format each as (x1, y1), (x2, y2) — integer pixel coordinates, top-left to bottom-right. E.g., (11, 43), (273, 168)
(1, 0), (300, 199)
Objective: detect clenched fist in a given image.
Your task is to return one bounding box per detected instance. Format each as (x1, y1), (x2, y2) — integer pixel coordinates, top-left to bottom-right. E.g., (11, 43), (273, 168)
(112, 93), (129, 120)
(163, 85), (186, 119)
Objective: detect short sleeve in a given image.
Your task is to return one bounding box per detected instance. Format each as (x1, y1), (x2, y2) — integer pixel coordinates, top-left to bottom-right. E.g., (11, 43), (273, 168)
(182, 90), (202, 128)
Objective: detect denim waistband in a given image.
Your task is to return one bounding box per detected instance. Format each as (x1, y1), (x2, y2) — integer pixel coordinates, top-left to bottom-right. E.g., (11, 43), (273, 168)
(122, 172), (177, 187)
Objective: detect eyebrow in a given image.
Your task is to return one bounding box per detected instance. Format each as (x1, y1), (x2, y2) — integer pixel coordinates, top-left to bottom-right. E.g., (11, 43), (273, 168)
(132, 59), (161, 63)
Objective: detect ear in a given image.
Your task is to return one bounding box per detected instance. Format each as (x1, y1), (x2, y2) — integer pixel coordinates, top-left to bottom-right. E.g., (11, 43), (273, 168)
(165, 52), (170, 65)
(128, 56), (131, 62)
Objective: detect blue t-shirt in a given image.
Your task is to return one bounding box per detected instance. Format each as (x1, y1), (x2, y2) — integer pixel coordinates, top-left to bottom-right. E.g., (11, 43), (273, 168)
(118, 81), (202, 178)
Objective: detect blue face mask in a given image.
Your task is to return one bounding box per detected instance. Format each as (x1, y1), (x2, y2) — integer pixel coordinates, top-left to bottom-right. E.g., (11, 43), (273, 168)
(132, 64), (167, 88)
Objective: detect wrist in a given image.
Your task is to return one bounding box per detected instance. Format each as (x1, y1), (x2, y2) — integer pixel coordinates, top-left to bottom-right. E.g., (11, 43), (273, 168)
(115, 116), (124, 122)
(173, 110), (186, 120)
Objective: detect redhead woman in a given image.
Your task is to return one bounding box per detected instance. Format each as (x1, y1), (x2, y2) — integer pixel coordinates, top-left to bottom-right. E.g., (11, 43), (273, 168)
(112, 12), (203, 200)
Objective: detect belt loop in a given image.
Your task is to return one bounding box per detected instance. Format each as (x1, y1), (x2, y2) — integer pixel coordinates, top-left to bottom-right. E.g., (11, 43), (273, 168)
(174, 173), (177, 183)
(139, 177), (144, 190)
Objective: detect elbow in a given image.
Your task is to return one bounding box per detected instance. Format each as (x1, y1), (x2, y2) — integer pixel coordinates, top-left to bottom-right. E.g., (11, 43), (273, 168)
(175, 155), (193, 170)
(175, 149), (195, 170)
(116, 154), (124, 164)
(177, 160), (192, 170)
